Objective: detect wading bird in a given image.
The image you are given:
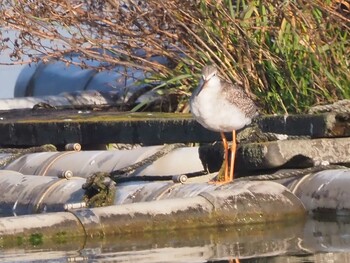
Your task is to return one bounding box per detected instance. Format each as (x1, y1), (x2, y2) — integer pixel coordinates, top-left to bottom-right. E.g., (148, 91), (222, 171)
(190, 65), (258, 183)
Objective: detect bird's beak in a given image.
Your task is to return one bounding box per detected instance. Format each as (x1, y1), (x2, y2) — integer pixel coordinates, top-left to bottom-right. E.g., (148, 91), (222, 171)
(197, 77), (208, 95)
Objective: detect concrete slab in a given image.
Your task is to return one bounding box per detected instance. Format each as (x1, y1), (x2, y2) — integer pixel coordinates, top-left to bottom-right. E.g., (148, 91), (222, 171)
(0, 109), (349, 147)
(236, 137), (350, 171)
(258, 113), (350, 138)
(0, 110), (230, 146)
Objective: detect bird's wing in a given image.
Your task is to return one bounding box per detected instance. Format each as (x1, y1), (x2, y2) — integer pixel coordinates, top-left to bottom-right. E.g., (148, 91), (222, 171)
(220, 79), (258, 118)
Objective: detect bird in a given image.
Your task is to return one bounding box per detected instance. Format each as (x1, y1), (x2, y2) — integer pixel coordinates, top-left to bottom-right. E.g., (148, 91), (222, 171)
(190, 65), (258, 183)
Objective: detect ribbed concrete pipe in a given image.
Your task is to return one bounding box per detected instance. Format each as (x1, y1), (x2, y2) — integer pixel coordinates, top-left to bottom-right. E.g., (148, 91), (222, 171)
(0, 180), (305, 240)
(0, 170), (85, 216)
(0, 212), (84, 238)
(0, 90), (120, 110)
(14, 57), (161, 97)
(0, 170), (303, 218)
(283, 169), (350, 215)
(4, 146), (203, 178)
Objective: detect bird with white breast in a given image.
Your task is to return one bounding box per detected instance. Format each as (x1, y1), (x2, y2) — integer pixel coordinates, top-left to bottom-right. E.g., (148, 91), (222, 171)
(190, 65), (258, 183)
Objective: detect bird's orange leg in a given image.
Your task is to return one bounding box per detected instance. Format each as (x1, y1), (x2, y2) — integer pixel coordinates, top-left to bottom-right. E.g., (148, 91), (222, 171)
(229, 130), (236, 181)
(220, 132), (229, 182)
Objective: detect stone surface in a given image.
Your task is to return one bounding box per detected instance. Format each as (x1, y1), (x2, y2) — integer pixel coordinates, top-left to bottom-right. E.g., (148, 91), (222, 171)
(0, 109), (349, 147)
(258, 113), (350, 138)
(0, 110), (231, 146)
(236, 137), (350, 171)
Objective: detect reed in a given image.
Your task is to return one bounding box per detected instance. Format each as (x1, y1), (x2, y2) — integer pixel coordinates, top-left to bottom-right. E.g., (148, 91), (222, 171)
(158, 0), (350, 113)
(1, 0), (349, 113)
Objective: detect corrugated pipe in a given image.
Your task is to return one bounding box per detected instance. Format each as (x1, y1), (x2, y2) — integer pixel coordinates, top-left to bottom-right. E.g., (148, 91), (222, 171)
(282, 168), (350, 216)
(0, 180), (305, 240)
(4, 146), (204, 178)
(0, 170), (85, 216)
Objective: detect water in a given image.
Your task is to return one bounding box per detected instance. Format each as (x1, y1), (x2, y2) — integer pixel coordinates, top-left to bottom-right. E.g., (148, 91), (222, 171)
(1, 217), (350, 262)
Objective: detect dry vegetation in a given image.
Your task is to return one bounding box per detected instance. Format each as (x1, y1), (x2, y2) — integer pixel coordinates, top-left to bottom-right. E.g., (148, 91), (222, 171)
(0, 0), (349, 113)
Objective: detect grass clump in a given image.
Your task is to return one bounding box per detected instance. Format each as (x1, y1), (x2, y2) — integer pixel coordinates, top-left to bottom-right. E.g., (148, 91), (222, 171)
(160, 0), (350, 113)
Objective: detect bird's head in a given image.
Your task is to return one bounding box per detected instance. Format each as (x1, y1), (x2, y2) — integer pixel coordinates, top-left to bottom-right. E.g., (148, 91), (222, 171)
(201, 65), (218, 81)
(191, 65), (220, 97)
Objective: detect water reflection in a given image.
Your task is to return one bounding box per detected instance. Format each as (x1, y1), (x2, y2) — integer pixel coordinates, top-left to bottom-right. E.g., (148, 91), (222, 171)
(2, 217), (350, 262)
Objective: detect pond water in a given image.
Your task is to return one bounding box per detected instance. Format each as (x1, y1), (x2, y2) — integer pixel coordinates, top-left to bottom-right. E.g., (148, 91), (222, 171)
(1, 217), (349, 263)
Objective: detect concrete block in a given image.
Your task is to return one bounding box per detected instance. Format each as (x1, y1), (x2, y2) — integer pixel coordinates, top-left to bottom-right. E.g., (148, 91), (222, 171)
(236, 137), (350, 171)
(0, 111), (230, 146)
(258, 113), (350, 138)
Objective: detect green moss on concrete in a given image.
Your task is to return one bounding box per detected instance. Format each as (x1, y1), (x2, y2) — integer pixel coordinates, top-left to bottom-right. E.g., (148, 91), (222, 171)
(53, 231), (69, 244)
(14, 112), (193, 124)
(0, 233), (85, 249)
(238, 142), (267, 169)
(83, 172), (116, 208)
(15, 236), (24, 246)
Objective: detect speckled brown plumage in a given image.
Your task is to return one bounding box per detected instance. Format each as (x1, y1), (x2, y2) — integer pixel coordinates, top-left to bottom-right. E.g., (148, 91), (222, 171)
(220, 78), (258, 120)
